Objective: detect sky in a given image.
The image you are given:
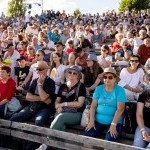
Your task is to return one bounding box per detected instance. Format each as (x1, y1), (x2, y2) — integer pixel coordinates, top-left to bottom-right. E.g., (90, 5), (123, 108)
(0, 0), (121, 15)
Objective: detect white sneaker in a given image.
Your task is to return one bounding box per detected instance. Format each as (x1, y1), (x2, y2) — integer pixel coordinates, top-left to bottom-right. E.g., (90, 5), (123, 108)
(36, 144), (47, 150)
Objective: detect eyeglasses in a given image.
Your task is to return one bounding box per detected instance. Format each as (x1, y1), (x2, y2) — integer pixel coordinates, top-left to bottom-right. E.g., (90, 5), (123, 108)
(130, 60), (139, 63)
(68, 71), (78, 75)
(103, 75), (114, 80)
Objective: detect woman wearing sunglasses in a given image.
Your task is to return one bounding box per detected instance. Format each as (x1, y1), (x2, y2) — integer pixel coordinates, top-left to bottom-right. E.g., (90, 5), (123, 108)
(85, 67), (127, 142)
(97, 44), (112, 68)
(50, 65), (86, 131)
(118, 55), (145, 101)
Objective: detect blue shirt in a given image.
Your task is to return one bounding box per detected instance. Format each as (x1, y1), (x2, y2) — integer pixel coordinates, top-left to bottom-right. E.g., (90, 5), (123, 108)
(93, 84), (127, 124)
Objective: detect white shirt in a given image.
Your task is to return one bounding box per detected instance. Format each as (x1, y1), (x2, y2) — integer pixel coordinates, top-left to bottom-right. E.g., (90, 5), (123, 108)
(25, 26), (38, 36)
(25, 13), (30, 23)
(133, 37), (143, 55)
(118, 68), (144, 88)
(29, 63), (39, 82)
(4, 50), (20, 78)
(97, 55), (112, 66)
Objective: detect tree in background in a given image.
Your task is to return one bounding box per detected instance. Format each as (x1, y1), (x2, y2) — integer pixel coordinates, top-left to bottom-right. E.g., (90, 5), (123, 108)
(7, 0), (27, 17)
(73, 8), (81, 18)
(119, 0), (150, 12)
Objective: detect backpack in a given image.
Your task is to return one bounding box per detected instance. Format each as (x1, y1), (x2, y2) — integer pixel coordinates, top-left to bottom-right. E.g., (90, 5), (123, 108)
(123, 102), (137, 134)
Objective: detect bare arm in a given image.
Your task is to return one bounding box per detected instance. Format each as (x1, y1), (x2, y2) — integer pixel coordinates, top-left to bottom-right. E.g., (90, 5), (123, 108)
(14, 75), (18, 87)
(88, 77), (101, 92)
(60, 96), (85, 108)
(38, 84), (51, 104)
(136, 102), (145, 129)
(108, 102), (125, 138)
(111, 102), (125, 124)
(26, 92), (41, 102)
(0, 99), (9, 105)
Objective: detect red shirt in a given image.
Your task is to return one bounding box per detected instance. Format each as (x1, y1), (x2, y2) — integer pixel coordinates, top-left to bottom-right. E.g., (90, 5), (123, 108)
(18, 48), (27, 56)
(138, 44), (150, 65)
(0, 78), (16, 101)
(111, 42), (121, 53)
(66, 48), (74, 54)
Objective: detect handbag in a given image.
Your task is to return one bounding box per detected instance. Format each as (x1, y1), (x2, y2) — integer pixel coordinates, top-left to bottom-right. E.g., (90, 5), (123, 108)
(63, 83), (81, 113)
(4, 97), (22, 115)
(123, 102), (137, 134)
(80, 105), (90, 127)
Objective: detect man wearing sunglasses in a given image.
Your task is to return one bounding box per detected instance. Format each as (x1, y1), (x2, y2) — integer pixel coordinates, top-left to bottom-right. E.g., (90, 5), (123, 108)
(10, 61), (56, 150)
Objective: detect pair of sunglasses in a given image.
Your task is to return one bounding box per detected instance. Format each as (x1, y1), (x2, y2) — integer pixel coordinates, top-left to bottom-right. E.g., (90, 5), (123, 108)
(103, 75), (114, 80)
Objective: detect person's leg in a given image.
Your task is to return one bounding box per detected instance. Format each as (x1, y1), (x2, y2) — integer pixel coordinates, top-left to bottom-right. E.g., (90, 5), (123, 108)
(85, 121), (104, 137)
(0, 104), (6, 117)
(25, 109), (50, 150)
(4, 106), (34, 149)
(133, 127), (149, 148)
(10, 105), (33, 122)
(50, 112), (82, 131)
(105, 123), (123, 142)
(35, 108), (50, 126)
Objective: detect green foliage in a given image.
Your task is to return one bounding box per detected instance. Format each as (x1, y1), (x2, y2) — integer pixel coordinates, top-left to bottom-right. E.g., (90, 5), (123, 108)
(119, 0), (150, 11)
(73, 8), (81, 18)
(7, 0), (27, 17)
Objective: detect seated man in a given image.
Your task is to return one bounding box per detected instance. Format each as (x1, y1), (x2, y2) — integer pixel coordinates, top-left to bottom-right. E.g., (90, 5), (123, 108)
(10, 61), (56, 150)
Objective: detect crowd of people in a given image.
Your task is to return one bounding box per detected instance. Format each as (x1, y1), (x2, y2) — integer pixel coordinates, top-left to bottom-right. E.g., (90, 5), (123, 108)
(0, 8), (150, 150)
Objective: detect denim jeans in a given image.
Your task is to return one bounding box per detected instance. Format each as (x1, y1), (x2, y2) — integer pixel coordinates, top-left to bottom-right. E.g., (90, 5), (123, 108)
(85, 121), (123, 142)
(10, 105), (50, 126)
(133, 127), (150, 148)
(10, 105), (51, 150)
(0, 103), (6, 117)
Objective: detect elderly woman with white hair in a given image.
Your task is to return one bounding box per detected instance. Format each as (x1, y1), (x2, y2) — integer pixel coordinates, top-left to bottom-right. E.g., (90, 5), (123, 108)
(115, 38), (133, 67)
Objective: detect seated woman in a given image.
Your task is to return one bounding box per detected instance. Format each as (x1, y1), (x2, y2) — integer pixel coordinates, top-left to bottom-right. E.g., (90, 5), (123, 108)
(144, 58), (150, 74)
(97, 45), (113, 68)
(118, 55), (145, 101)
(50, 65), (86, 131)
(0, 65), (16, 117)
(133, 88), (150, 149)
(115, 38), (133, 67)
(49, 52), (67, 94)
(84, 54), (103, 95)
(25, 45), (36, 66)
(85, 67), (127, 142)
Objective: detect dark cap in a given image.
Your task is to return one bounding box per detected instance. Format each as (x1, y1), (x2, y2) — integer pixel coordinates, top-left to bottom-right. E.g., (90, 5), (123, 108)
(17, 56), (26, 61)
(5, 43), (14, 49)
(54, 42), (64, 46)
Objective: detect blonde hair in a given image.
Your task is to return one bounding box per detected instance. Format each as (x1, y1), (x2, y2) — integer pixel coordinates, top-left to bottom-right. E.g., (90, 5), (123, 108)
(120, 38), (129, 47)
